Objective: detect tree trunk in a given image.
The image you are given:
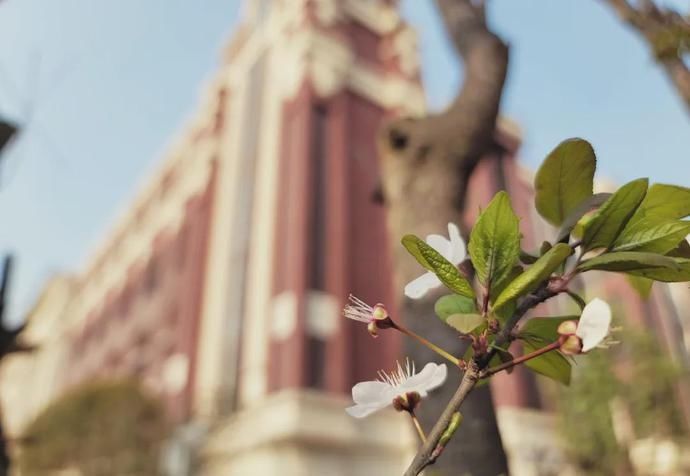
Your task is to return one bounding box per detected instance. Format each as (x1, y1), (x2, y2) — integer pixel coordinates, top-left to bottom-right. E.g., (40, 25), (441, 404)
(378, 1), (510, 474)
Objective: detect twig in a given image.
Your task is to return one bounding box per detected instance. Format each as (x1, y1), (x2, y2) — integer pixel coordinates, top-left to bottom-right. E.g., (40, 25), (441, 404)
(395, 322), (461, 367)
(409, 411), (427, 443)
(403, 362), (480, 476)
(480, 340), (561, 378)
(404, 285), (558, 475)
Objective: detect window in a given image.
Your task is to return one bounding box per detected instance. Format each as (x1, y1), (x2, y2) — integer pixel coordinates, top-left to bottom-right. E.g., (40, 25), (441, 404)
(119, 288), (131, 320)
(309, 105), (329, 291)
(146, 256), (158, 293)
(177, 227), (188, 270)
(306, 336), (326, 389)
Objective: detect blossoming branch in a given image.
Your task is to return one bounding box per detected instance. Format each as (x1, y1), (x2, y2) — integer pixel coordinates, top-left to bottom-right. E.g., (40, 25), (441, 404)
(340, 138), (690, 476)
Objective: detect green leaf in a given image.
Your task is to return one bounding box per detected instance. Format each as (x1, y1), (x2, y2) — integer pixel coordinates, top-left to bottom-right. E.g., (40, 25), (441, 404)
(626, 275), (654, 299)
(556, 193), (612, 242)
(539, 241), (553, 255)
(668, 239), (690, 258)
(626, 258), (690, 282)
(628, 183), (690, 224)
(402, 234), (475, 298)
(493, 243), (574, 311)
(519, 250), (539, 265)
(490, 266), (522, 322)
(523, 341), (572, 385)
(577, 251), (681, 273)
(434, 294), (477, 323)
(520, 316), (579, 344)
(613, 219), (690, 254)
(578, 253), (690, 283)
(446, 313), (485, 334)
(468, 191), (521, 295)
(402, 235), (434, 272)
(582, 178), (648, 251)
(491, 265), (523, 300)
(492, 301), (517, 324)
(535, 138), (596, 226)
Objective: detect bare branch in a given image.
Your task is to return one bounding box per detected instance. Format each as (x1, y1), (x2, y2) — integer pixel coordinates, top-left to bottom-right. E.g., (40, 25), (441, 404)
(403, 363), (480, 476)
(601, 0), (690, 113)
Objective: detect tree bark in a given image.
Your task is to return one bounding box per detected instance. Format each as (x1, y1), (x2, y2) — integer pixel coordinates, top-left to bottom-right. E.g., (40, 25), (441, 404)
(602, 0), (690, 114)
(378, 1), (510, 474)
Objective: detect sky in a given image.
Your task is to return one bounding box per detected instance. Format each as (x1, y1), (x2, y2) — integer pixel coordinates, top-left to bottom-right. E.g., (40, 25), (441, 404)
(0, 0), (689, 324)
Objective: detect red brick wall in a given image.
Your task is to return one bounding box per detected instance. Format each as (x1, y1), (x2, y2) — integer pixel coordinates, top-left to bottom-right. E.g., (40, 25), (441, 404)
(65, 164), (217, 423)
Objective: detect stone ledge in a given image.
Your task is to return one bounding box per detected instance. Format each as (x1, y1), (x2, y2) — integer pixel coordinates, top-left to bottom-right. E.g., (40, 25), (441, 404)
(201, 389), (415, 475)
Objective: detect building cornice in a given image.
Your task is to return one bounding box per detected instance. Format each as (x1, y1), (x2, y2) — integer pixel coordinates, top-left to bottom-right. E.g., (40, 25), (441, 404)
(344, 0), (400, 35)
(74, 122), (217, 324)
(202, 389), (414, 472)
(226, 1), (425, 112)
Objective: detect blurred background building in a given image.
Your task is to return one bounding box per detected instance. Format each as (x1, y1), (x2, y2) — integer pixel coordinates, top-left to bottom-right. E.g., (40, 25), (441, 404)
(1, 0), (690, 475)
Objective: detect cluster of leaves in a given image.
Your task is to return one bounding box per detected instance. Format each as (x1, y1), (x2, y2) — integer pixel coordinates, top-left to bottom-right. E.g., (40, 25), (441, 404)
(19, 379), (168, 476)
(402, 138), (690, 385)
(559, 329), (685, 475)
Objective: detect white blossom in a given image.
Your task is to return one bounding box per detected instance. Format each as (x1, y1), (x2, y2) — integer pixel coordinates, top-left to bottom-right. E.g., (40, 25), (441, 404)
(577, 298), (613, 352)
(558, 298), (614, 354)
(404, 222), (466, 300)
(346, 360), (447, 418)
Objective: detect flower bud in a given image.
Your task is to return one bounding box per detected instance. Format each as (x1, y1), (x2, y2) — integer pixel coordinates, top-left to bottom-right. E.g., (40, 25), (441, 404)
(559, 334), (583, 355)
(471, 334), (489, 356)
(572, 210), (596, 239)
(439, 412), (463, 446)
(557, 320), (578, 336)
(488, 318), (500, 334)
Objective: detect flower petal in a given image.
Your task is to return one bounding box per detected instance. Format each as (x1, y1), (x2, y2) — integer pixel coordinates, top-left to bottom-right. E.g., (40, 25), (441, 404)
(577, 298), (612, 352)
(404, 272), (442, 299)
(352, 381), (390, 405)
(399, 363), (447, 395)
(447, 222), (466, 265)
(426, 234), (452, 260)
(345, 402), (388, 418)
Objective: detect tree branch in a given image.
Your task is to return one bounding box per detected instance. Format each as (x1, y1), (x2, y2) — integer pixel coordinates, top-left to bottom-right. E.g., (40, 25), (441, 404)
(480, 340), (561, 379)
(403, 362), (480, 476)
(601, 0), (690, 113)
(404, 285), (559, 475)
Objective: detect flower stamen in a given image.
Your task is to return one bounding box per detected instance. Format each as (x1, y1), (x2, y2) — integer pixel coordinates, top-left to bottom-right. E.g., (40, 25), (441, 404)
(343, 294), (375, 323)
(377, 359), (416, 388)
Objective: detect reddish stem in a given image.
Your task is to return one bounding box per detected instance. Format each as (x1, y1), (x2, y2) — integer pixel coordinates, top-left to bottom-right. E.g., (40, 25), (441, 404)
(481, 340), (561, 378)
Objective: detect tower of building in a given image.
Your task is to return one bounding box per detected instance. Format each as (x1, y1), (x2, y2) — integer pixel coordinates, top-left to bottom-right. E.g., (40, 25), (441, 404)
(193, 1), (427, 472)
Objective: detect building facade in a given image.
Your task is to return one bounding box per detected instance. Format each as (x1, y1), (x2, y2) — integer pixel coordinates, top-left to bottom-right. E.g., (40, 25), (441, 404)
(2, 1), (690, 475)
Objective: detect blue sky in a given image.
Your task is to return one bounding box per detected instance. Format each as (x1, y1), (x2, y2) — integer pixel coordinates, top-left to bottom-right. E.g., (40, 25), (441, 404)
(0, 0), (689, 323)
